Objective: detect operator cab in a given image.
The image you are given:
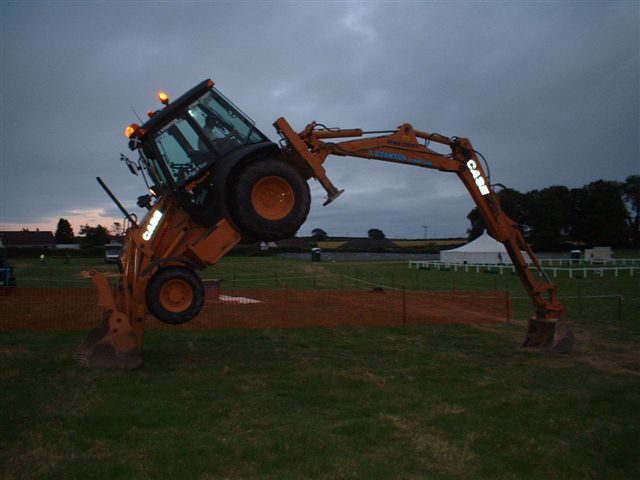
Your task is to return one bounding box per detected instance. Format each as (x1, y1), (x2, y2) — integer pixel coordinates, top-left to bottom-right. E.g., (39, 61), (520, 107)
(127, 79), (277, 226)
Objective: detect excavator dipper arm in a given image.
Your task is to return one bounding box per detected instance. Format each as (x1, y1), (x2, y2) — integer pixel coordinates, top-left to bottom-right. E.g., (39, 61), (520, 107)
(274, 118), (571, 351)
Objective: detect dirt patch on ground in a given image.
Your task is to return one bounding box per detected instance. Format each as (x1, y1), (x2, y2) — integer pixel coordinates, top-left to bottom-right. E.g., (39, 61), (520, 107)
(576, 337), (640, 376)
(0, 288), (508, 330)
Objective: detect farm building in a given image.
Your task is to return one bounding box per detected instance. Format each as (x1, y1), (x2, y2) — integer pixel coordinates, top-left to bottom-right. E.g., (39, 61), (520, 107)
(0, 231), (57, 249)
(337, 238), (399, 251)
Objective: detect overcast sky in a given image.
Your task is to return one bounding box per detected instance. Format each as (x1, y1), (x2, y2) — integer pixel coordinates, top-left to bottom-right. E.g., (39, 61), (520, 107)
(1, 1), (638, 239)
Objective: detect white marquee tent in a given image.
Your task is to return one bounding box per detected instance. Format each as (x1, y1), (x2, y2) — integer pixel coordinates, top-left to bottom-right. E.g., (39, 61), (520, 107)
(439, 231), (532, 265)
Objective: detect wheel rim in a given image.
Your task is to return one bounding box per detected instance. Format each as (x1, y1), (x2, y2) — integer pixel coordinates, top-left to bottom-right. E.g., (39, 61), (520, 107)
(251, 176), (295, 220)
(159, 279), (194, 313)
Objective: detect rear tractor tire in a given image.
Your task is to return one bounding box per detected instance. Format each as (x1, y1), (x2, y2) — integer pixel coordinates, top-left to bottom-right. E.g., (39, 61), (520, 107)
(229, 158), (310, 241)
(145, 267), (204, 325)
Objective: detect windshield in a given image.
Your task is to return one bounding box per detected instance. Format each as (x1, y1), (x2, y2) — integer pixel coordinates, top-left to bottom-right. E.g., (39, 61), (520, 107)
(189, 89), (268, 153)
(147, 88), (269, 187)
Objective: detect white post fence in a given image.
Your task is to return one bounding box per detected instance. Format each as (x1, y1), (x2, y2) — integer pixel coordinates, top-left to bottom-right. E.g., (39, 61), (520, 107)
(408, 260), (639, 278)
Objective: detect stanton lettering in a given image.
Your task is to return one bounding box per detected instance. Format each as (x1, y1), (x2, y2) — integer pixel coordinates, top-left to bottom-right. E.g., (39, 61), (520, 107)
(369, 150), (407, 162)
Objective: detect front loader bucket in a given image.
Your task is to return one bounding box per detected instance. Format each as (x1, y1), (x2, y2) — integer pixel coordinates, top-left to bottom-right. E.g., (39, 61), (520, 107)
(76, 269), (143, 368)
(523, 318), (574, 354)
(75, 311), (142, 369)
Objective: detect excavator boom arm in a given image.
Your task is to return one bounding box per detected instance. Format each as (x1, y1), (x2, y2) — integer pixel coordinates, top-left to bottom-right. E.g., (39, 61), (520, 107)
(274, 118), (564, 321)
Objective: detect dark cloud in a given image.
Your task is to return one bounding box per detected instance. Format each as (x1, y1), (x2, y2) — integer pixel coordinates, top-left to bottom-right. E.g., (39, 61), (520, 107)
(1, 1), (638, 238)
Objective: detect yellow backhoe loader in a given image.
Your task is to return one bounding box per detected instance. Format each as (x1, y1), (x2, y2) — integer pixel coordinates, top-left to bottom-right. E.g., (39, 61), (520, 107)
(76, 79), (572, 368)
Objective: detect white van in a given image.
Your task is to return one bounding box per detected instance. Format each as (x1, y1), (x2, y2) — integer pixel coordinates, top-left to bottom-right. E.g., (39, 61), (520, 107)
(104, 242), (123, 263)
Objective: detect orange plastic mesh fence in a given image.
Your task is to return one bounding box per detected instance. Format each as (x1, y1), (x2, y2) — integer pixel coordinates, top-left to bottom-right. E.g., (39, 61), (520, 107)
(0, 287), (508, 331)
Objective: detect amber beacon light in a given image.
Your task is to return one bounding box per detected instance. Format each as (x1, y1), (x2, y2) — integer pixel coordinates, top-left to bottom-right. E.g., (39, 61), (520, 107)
(125, 123), (139, 138)
(158, 91), (170, 105)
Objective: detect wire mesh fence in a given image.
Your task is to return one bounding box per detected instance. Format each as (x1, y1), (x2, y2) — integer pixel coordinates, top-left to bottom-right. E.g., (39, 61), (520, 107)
(3, 257), (636, 331)
(0, 286), (509, 331)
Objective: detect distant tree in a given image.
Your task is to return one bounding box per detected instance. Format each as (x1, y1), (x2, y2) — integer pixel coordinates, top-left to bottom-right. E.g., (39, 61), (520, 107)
(311, 228), (328, 241)
(569, 181), (629, 247)
(527, 186), (572, 249)
(368, 228), (385, 239)
(79, 224), (111, 247)
(623, 175), (640, 243)
(466, 187), (528, 240)
(568, 187), (588, 243)
(54, 218), (75, 244)
(111, 222), (124, 238)
(466, 207), (484, 240)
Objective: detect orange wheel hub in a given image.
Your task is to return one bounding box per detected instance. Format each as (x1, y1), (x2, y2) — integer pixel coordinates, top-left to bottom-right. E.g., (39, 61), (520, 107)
(159, 279), (193, 313)
(251, 176), (295, 220)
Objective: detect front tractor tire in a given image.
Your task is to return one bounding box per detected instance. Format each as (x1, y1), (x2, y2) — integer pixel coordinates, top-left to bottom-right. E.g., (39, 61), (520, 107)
(230, 158), (311, 241)
(145, 267), (204, 325)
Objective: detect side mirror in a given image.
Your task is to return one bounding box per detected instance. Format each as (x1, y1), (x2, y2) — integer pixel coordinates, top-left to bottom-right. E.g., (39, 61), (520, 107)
(120, 154), (139, 176)
(127, 162), (138, 176)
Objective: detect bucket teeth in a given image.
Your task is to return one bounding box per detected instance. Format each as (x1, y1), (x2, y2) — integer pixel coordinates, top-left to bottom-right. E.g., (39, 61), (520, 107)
(523, 318), (574, 354)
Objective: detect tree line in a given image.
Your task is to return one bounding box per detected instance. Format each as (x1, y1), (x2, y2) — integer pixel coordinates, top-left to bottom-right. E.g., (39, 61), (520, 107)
(467, 176), (639, 250)
(54, 219), (123, 247)
(311, 228), (387, 240)
(52, 175), (638, 251)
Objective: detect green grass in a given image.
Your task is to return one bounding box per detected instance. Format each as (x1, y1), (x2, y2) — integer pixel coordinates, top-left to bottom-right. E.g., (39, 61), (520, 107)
(1, 255), (639, 479)
(8, 257), (117, 288)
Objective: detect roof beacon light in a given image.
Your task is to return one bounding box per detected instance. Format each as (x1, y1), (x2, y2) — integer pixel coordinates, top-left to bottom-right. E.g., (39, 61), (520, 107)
(158, 91), (170, 105)
(125, 123), (140, 138)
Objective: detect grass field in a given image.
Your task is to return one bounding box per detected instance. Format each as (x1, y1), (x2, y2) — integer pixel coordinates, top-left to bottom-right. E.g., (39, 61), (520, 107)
(1, 255), (639, 479)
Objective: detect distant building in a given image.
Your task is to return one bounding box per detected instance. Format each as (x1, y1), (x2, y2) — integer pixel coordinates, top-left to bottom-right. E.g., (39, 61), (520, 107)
(273, 238), (316, 249)
(55, 244), (81, 250)
(439, 230), (531, 264)
(0, 231), (57, 249)
(584, 246), (613, 264)
(104, 242), (123, 263)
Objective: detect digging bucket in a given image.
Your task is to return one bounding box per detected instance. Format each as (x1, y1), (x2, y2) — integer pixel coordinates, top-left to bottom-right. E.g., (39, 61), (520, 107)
(75, 311), (142, 369)
(523, 318), (574, 354)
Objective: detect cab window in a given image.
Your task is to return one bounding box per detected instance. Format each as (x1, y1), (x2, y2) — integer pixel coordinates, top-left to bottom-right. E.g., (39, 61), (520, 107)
(187, 90), (269, 158)
(154, 116), (211, 184)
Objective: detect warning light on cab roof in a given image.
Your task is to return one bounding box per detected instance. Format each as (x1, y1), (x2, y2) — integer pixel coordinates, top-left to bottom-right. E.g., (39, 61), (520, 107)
(125, 123), (140, 138)
(158, 91), (170, 105)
